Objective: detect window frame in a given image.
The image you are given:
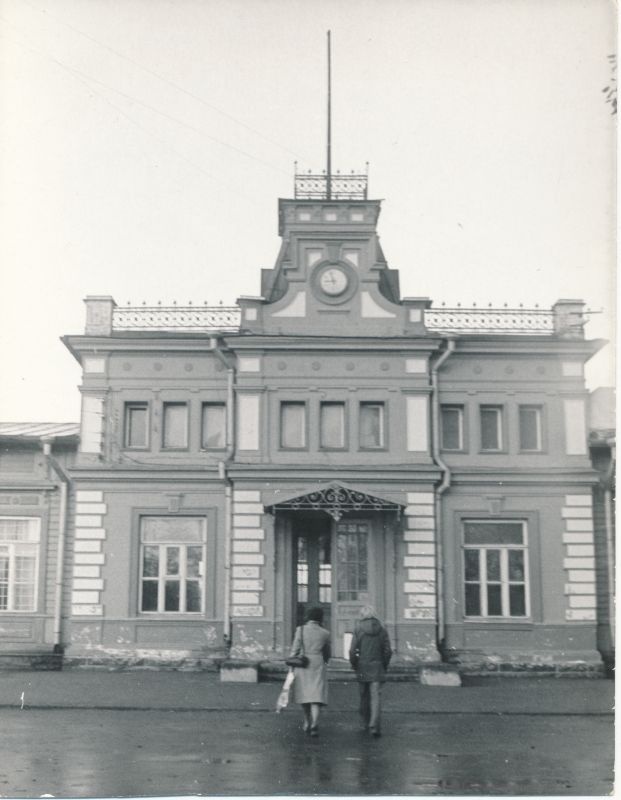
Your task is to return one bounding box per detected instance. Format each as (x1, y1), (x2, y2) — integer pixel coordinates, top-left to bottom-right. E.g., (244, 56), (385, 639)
(123, 402), (150, 450)
(138, 516), (207, 615)
(518, 405), (544, 453)
(201, 402), (227, 451)
(462, 519), (530, 620)
(161, 402), (189, 450)
(336, 521), (369, 602)
(479, 405), (505, 452)
(358, 401), (387, 450)
(319, 401), (347, 450)
(279, 401), (308, 451)
(440, 404), (465, 452)
(0, 517), (41, 613)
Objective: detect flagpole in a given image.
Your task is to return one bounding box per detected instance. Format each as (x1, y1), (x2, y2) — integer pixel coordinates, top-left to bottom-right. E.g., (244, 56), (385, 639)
(326, 30), (332, 201)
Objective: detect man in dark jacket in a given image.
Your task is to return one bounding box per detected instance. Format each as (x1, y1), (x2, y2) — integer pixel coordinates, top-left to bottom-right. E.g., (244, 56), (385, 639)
(348, 605), (392, 737)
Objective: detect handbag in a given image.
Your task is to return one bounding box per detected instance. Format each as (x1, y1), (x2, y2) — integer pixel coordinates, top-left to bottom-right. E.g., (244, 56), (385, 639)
(285, 625), (309, 668)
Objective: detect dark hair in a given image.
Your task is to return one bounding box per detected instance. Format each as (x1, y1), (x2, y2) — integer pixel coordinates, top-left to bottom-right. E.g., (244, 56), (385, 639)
(306, 606), (324, 623)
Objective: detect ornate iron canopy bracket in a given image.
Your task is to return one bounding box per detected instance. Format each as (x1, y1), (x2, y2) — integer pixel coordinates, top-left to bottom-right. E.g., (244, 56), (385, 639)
(268, 484), (402, 521)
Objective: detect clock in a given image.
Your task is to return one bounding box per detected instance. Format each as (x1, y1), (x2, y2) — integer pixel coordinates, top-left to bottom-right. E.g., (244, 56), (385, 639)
(319, 267), (348, 296)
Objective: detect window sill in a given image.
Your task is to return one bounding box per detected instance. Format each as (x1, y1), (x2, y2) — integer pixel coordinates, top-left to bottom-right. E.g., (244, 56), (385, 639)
(463, 618), (533, 629)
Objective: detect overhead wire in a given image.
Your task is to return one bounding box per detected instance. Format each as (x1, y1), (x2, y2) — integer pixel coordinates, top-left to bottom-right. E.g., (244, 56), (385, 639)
(0, 19), (288, 200)
(19, 0), (305, 160)
(0, 13), (290, 176)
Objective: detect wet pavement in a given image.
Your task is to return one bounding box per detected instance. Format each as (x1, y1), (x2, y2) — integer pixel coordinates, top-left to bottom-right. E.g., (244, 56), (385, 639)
(1, 704), (614, 796)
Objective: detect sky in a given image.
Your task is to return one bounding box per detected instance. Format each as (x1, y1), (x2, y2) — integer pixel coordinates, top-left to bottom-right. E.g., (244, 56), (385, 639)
(0, 0), (616, 422)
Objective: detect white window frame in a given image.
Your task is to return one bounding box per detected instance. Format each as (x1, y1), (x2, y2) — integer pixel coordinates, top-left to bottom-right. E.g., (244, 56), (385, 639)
(124, 402), (149, 449)
(480, 405), (503, 451)
(320, 401), (346, 449)
(463, 520), (530, 619)
(139, 517), (206, 615)
(162, 402), (189, 450)
(201, 402), (227, 450)
(519, 405), (543, 452)
(0, 517), (40, 613)
(441, 405), (464, 451)
(359, 402), (385, 449)
(280, 401), (307, 449)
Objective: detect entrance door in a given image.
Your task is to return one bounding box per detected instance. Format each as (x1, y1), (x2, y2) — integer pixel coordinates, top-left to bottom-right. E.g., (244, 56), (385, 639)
(293, 517), (332, 631)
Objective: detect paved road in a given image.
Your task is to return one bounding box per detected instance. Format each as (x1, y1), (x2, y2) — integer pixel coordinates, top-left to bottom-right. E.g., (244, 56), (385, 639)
(2, 706), (613, 796)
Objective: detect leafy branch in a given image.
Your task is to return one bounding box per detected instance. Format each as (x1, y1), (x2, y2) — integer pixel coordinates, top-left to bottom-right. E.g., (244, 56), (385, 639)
(603, 54), (617, 115)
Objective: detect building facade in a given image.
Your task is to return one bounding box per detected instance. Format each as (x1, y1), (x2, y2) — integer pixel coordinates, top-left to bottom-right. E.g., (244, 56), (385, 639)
(0, 174), (609, 675)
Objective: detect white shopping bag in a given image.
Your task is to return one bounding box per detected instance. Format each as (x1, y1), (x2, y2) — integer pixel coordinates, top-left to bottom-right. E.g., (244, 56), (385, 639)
(275, 668), (295, 713)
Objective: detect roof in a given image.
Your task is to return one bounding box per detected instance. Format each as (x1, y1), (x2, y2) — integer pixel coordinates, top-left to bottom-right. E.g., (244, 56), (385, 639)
(0, 422), (80, 440)
(589, 388), (615, 433)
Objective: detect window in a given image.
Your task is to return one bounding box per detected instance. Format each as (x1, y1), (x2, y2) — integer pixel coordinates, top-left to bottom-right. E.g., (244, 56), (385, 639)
(0, 517), (40, 612)
(480, 406), (503, 451)
(202, 403), (226, 449)
(441, 405), (464, 450)
(519, 406), (542, 451)
(463, 521), (529, 618)
(124, 403), (148, 449)
(336, 522), (369, 601)
(162, 403), (188, 449)
(320, 402), (345, 448)
(280, 402), (306, 449)
(140, 517), (206, 613)
(359, 402), (385, 448)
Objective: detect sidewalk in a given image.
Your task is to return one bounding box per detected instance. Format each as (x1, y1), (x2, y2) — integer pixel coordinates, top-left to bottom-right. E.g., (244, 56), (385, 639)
(0, 669), (614, 715)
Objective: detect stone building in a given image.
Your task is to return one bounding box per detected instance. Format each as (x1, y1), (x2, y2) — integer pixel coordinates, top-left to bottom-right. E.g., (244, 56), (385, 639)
(0, 172), (610, 676)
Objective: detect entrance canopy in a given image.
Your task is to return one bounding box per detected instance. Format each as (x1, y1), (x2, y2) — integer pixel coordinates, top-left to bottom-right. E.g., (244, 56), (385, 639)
(266, 482), (404, 521)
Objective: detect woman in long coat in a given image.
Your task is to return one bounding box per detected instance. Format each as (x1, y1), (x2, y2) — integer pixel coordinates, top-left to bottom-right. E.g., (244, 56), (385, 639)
(289, 606), (331, 736)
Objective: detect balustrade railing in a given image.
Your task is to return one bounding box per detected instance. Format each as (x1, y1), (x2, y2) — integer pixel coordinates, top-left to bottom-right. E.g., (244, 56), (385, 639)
(109, 303), (581, 336)
(424, 307), (557, 335)
(112, 305), (241, 332)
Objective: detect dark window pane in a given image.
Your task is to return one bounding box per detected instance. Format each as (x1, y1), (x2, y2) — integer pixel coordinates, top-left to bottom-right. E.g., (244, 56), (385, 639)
(166, 547), (179, 576)
(508, 550), (525, 581)
(509, 585), (526, 616)
(186, 581), (201, 612)
(487, 585), (502, 615)
(142, 546), (159, 578)
(126, 405), (147, 448)
(202, 404), (226, 449)
(441, 407), (462, 450)
(165, 580), (180, 611)
(281, 403), (305, 448)
(163, 404), (188, 448)
(360, 403), (383, 448)
(464, 549), (480, 581)
(486, 549), (501, 581)
(481, 407), (501, 450)
(186, 546), (202, 579)
(141, 581), (158, 611)
(320, 402), (345, 448)
(465, 584), (480, 616)
(519, 406), (541, 450)
(464, 522), (523, 545)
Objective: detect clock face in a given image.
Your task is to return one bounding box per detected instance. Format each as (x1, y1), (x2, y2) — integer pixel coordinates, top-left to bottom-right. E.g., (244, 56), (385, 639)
(319, 267), (348, 296)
